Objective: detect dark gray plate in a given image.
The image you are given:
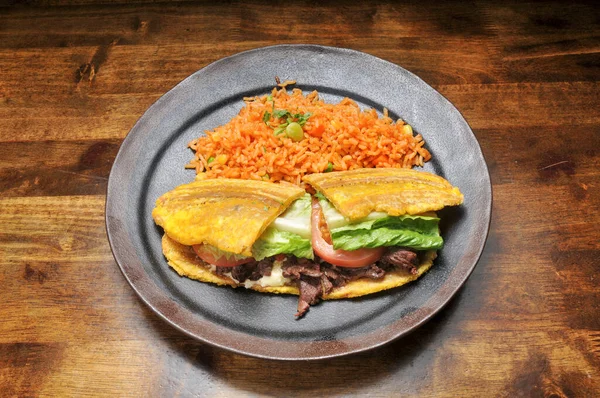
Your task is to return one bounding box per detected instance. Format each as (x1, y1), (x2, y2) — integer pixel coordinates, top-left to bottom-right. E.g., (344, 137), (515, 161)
(105, 44), (491, 360)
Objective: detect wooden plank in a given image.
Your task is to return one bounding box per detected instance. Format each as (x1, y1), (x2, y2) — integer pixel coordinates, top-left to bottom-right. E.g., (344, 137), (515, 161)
(0, 341), (159, 397)
(1, 1), (597, 85)
(475, 125), (599, 186)
(437, 81), (600, 129)
(0, 139), (120, 197)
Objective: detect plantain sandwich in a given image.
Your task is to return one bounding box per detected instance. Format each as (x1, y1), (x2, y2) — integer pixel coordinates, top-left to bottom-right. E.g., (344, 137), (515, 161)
(152, 168), (463, 317)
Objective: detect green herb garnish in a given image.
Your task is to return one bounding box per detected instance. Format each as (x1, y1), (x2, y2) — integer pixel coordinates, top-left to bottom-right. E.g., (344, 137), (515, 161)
(262, 111), (271, 124)
(263, 108), (312, 140)
(272, 109), (290, 119)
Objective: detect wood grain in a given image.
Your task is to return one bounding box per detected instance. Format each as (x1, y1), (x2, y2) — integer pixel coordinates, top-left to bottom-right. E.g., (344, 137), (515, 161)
(0, 140), (119, 196)
(0, 0), (599, 396)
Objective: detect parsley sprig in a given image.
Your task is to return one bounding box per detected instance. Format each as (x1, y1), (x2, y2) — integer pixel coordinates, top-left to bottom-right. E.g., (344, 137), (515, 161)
(263, 109), (312, 135)
(262, 95), (312, 141)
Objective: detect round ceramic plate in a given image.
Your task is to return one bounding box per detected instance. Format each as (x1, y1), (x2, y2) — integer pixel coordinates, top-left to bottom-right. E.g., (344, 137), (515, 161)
(106, 44), (491, 360)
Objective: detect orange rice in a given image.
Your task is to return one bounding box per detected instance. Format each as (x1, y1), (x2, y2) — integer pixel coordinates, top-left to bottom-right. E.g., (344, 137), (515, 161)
(187, 86), (431, 185)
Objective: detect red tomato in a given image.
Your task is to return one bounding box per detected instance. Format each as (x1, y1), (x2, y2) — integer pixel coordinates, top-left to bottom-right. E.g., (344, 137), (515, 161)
(310, 199), (384, 268)
(192, 244), (254, 267)
(308, 123), (325, 137)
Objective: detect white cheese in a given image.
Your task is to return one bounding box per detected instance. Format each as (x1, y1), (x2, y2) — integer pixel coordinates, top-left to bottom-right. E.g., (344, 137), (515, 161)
(244, 261), (291, 288)
(212, 261), (292, 288)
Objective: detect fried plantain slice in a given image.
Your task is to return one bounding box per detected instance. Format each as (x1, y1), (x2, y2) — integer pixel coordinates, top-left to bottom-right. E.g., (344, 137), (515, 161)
(303, 168), (463, 220)
(152, 179), (305, 256)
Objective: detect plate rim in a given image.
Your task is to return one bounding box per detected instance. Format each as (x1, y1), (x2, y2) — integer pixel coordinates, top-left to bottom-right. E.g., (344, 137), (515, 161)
(105, 44), (492, 360)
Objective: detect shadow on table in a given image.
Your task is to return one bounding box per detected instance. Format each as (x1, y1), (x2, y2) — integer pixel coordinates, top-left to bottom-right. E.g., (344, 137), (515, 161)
(142, 284), (468, 396)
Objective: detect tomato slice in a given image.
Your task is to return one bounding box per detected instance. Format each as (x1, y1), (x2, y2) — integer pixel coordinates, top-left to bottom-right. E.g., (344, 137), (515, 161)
(192, 244), (254, 267)
(310, 198), (384, 267)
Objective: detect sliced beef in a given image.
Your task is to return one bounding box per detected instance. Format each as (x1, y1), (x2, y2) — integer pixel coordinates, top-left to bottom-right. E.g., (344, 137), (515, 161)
(281, 258), (326, 318)
(320, 274), (334, 295)
(214, 266), (230, 276)
(257, 259), (273, 277)
(229, 262), (256, 282)
(284, 258), (392, 317)
(220, 259), (274, 283)
(282, 258), (321, 279)
(337, 264), (387, 280)
(322, 266), (347, 287)
(295, 276), (322, 318)
(365, 264), (387, 279)
(296, 299), (310, 319)
(380, 248), (418, 274)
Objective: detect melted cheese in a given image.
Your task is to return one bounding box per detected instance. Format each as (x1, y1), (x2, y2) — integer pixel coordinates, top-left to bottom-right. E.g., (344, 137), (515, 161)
(210, 261), (292, 288)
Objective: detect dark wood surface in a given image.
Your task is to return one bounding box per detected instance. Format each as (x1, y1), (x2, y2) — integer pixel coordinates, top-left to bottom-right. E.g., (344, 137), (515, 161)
(1, 1), (599, 396)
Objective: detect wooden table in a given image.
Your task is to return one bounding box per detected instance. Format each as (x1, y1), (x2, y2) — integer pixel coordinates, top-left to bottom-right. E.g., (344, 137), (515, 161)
(1, 1), (598, 396)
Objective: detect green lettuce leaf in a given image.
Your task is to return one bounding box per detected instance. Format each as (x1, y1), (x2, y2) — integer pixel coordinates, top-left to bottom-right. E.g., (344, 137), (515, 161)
(330, 215), (443, 251)
(271, 193), (311, 238)
(252, 227), (314, 260)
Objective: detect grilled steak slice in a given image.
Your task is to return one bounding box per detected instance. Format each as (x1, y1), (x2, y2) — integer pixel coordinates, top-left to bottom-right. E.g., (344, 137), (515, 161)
(338, 264), (386, 280)
(296, 276), (322, 317)
(380, 248), (418, 274)
(322, 266), (347, 287)
(218, 259), (273, 282)
(282, 258), (321, 279)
